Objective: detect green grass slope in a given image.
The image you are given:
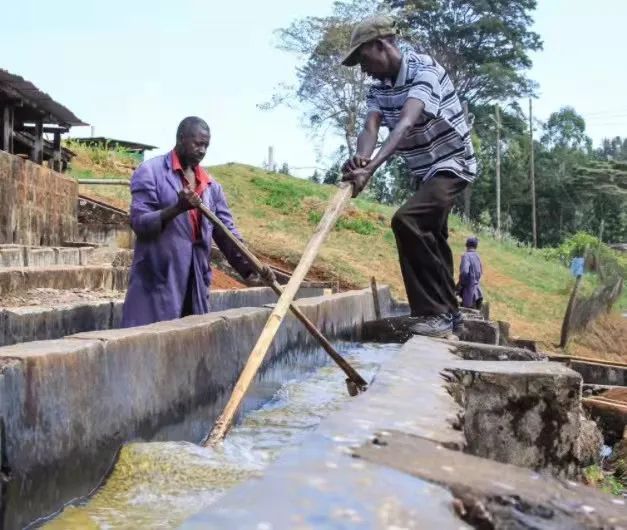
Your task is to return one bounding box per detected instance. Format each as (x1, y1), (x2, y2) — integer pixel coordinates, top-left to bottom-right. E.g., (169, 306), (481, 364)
(71, 156), (626, 360)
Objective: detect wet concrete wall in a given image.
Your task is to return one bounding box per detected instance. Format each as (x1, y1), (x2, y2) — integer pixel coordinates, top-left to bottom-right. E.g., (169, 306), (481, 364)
(0, 287), (330, 347)
(0, 151), (78, 246)
(0, 287), (390, 529)
(182, 335), (625, 529)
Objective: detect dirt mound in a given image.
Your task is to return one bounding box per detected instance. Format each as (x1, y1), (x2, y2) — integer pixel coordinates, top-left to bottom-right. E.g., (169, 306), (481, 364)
(571, 314), (627, 362)
(212, 269), (245, 289)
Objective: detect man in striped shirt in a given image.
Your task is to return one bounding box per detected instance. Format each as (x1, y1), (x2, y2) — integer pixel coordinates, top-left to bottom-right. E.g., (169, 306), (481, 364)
(341, 15), (477, 337)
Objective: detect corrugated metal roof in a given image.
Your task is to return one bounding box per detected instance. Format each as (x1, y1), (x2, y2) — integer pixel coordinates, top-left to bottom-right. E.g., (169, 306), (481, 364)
(0, 68), (87, 126)
(72, 137), (157, 151)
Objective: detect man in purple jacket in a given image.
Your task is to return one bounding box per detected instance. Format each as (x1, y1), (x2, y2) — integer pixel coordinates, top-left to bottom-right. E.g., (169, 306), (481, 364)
(121, 117), (264, 327)
(457, 236), (483, 310)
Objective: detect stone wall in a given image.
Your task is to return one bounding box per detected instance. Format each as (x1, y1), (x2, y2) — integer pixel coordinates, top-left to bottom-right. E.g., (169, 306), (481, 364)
(77, 195), (134, 248)
(0, 265), (129, 296)
(0, 150), (78, 246)
(0, 287), (391, 529)
(77, 223), (135, 248)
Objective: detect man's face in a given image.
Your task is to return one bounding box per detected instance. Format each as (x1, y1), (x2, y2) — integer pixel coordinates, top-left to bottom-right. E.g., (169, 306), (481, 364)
(357, 40), (389, 81)
(178, 126), (210, 167)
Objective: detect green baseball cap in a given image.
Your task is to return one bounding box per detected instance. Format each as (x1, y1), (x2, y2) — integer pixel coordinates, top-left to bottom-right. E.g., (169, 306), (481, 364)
(341, 15), (398, 67)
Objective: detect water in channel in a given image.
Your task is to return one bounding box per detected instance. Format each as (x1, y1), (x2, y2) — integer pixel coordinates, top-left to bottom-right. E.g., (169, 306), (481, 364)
(43, 342), (400, 529)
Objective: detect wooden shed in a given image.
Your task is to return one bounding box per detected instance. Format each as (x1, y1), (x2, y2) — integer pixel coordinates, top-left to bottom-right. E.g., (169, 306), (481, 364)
(0, 68), (87, 172)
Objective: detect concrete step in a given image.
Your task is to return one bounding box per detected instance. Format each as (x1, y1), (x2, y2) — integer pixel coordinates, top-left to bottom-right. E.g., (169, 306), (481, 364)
(0, 265), (129, 297)
(0, 244), (94, 267)
(361, 314), (501, 345)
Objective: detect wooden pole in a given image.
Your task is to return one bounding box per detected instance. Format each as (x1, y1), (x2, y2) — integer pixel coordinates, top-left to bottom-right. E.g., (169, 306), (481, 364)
(76, 179), (131, 185)
(205, 184), (354, 445)
(559, 275), (582, 348)
(495, 105), (501, 235)
(1, 106), (13, 152)
(32, 119), (44, 164)
(462, 101), (471, 219)
(52, 131), (62, 172)
(370, 276), (381, 320)
(196, 200), (367, 392)
(529, 98), (537, 248)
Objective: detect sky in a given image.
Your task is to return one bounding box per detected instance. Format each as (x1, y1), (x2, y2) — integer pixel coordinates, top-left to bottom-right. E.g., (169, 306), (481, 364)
(2, 0), (626, 178)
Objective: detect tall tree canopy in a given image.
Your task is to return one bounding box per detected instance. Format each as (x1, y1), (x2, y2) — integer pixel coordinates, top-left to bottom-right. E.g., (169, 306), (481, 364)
(388, 0), (543, 103)
(262, 0), (379, 155)
(541, 106), (591, 152)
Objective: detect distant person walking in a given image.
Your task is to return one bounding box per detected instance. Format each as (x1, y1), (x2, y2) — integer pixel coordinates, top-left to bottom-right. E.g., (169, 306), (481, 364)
(122, 116), (268, 328)
(457, 236), (483, 310)
(340, 16), (477, 337)
(570, 255), (585, 278)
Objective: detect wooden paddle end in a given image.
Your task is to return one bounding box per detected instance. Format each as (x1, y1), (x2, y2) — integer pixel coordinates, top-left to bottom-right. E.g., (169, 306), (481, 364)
(346, 378), (367, 397)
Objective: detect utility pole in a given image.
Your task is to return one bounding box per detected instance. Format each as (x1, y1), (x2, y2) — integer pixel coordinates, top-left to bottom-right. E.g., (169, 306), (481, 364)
(495, 105), (501, 235)
(529, 98), (537, 248)
(462, 101), (471, 219)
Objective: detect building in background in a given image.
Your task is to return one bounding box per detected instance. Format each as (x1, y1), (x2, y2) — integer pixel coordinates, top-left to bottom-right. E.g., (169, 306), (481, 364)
(0, 68), (87, 172)
(70, 137), (157, 164)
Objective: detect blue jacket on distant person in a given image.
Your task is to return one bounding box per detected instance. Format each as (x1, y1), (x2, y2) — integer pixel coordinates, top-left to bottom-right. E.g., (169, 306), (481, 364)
(570, 256), (584, 278)
(458, 237), (483, 309)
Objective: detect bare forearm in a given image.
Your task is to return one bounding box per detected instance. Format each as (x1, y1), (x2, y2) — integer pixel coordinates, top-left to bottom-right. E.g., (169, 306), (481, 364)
(159, 205), (185, 226)
(366, 125), (409, 173)
(366, 99), (424, 173)
(356, 127), (378, 158)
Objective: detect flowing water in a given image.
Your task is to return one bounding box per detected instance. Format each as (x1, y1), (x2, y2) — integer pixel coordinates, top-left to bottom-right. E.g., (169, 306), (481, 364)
(43, 342), (400, 529)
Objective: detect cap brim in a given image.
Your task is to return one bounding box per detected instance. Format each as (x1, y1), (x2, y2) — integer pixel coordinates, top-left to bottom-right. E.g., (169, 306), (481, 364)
(341, 44), (362, 67)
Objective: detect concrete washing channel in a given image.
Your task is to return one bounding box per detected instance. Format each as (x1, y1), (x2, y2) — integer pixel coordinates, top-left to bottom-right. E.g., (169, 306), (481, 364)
(0, 281), (625, 528)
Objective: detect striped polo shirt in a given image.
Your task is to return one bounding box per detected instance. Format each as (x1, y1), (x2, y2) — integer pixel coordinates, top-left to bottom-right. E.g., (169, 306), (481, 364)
(366, 48), (477, 186)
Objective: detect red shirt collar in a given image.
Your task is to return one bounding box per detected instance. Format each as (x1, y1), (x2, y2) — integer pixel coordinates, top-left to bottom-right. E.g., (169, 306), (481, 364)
(170, 150), (211, 186)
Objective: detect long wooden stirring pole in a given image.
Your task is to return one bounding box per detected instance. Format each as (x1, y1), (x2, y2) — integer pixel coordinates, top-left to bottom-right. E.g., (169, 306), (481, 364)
(196, 200), (367, 392)
(205, 183), (354, 445)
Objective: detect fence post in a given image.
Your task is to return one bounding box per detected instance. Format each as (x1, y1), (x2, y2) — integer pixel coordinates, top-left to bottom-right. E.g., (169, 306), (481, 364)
(559, 275), (582, 348)
(370, 276), (382, 320)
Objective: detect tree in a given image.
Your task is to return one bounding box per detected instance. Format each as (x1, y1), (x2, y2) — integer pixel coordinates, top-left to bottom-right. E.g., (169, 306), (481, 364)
(323, 162), (341, 185)
(596, 136), (627, 161)
(541, 107), (591, 152)
(309, 170), (322, 183)
(262, 0), (381, 155)
(387, 0), (543, 104)
(279, 162), (290, 175)
(571, 160), (627, 243)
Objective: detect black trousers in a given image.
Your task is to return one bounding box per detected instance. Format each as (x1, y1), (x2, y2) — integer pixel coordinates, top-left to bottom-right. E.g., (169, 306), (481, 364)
(391, 172), (467, 317)
(181, 267), (195, 318)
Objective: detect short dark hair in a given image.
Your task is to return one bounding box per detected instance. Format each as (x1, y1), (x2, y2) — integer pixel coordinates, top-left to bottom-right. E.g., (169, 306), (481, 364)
(176, 116), (210, 140)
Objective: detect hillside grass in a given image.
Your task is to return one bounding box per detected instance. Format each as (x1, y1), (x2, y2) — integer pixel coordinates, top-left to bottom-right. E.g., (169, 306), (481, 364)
(70, 159), (626, 360)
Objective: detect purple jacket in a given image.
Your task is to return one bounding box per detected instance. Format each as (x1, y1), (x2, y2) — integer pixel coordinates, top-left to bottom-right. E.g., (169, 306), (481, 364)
(459, 250), (483, 308)
(121, 153), (253, 328)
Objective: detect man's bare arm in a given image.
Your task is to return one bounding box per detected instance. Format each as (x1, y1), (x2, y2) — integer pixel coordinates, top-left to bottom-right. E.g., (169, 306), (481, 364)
(342, 99), (424, 197)
(356, 111), (382, 158)
(365, 98), (424, 173)
(344, 112), (382, 172)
